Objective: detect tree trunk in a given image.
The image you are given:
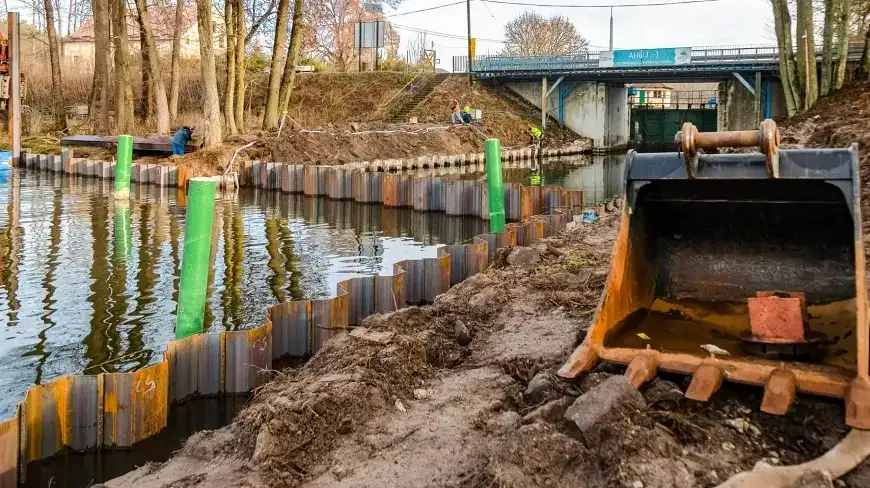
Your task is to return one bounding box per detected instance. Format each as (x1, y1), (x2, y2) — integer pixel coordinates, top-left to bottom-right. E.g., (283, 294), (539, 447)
(860, 19), (870, 80)
(195, 0), (222, 147)
(262, 0), (290, 130)
(43, 0), (66, 130)
(168, 0), (184, 121)
(796, 0), (818, 108)
(134, 0), (171, 135)
(278, 0), (304, 115)
(113, 0), (135, 134)
(820, 0), (835, 96)
(224, 0), (237, 134)
(89, 0), (111, 132)
(834, 0), (850, 89)
(770, 0), (801, 115)
(233, 0), (246, 131)
(139, 19), (154, 123)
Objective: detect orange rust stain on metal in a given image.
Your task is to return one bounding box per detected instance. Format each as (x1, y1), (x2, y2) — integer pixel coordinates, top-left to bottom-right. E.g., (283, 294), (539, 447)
(0, 412), (18, 486)
(130, 361), (169, 444)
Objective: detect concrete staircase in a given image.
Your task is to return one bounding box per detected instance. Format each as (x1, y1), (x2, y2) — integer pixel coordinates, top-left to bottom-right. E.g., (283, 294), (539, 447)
(389, 73), (451, 122)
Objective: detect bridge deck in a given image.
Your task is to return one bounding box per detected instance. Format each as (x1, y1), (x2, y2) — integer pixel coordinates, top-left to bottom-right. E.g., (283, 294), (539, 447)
(456, 45), (865, 82)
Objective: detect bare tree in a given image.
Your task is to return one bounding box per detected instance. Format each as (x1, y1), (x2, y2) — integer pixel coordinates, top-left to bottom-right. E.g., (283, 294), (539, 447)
(262, 0), (290, 130)
(225, 0), (237, 133)
(42, 0), (65, 129)
(796, 0), (818, 108)
(861, 26), (870, 78)
(168, 0), (185, 120)
(89, 0), (111, 132)
(139, 16), (154, 121)
(770, 0), (802, 115)
(134, 0), (170, 135)
(833, 0), (851, 89)
(306, 0), (359, 71)
(195, 0), (222, 146)
(113, 0), (134, 133)
(233, 0), (246, 129)
(277, 0), (304, 114)
(503, 11), (588, 56)
(820, 0), (835, 96)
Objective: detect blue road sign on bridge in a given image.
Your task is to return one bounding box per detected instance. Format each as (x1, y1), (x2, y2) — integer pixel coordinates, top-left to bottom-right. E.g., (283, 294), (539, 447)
(599, 47), (692, 68)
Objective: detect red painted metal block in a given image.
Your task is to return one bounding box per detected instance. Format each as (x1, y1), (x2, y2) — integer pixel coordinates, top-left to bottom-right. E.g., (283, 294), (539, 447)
(747, 295), (805, 343)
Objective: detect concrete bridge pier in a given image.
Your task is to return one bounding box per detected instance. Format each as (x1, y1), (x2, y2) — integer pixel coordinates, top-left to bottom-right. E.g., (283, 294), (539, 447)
(506, 79), (629, 153)
(717, 75), (787, 131)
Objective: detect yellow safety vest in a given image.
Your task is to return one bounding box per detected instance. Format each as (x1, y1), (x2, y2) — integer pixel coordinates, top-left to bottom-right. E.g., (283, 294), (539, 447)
(530, 172), (541, 186)
(463, 105), (471, 114)
(530, 127), (542, 139)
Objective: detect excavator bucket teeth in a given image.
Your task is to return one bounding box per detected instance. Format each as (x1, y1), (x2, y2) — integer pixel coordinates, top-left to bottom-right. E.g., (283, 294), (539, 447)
(561, 136), (868, 427)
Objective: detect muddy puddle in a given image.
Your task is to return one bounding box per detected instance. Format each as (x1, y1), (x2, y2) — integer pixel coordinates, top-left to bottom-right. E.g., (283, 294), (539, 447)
(0, 168), (493, 419)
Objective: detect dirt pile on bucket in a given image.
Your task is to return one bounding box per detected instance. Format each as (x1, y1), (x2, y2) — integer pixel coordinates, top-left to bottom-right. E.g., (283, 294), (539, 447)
(104, 214), (867, 488)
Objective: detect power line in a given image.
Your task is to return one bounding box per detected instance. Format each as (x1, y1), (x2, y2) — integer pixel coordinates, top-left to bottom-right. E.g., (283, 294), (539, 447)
(391, 23), (506, 43)
(387, 1), (467, 17)
(484, 0), (720, 7)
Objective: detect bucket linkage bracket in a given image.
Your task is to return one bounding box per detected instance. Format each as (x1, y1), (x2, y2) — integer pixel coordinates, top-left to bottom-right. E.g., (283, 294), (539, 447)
(676, 119), (781, 178)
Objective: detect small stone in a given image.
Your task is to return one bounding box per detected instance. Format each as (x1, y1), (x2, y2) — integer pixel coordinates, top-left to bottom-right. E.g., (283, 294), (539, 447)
(349, 122), (361, 132)
(521, 396), (574, 424)
(454, 319), (471, 346)
(506, 246), (541, 267)
(413, 388), (428, 400)
(632, 481), (644, 488)
(791, 469), (834, 488)
(722, 442), (736, 451)
(725, 418), (760, 436)
(643, 379), (684, 406)
(333, 466), (347, 480)
(524, 371), (556, 404)
(564, 376), (646, 445)
(395, 399), (406, 412)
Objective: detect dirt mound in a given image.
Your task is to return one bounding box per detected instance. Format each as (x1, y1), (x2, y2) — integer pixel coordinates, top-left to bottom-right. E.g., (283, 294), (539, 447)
(411, 76), (583, 148)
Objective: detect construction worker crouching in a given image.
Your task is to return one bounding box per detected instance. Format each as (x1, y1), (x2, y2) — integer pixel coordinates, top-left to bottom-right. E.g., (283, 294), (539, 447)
(461, 104), (473, 124)
(172, 126), (194, 156)
(529, 126), (543, 147)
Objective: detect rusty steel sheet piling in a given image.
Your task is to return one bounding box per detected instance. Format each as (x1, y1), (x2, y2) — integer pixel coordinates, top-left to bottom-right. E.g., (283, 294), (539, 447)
(2, 154), (590, 480)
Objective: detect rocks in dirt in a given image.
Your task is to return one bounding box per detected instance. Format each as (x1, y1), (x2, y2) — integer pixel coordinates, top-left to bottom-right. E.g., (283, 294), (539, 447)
(523, 371), (559, 404)
(724, 418), (761, 437)
(507, 247), (541, 267)
(791, 469), (834, 488)
(349, 122), (361, 132)
(454, 319), (472, 346)
(413, 388), (429, 399)
(564, 376), (646, 445)
(621, 458), (697, 488)
(487, 411), (522, 430)
(521, 396), (574, 425)
(252, 420), (283, 463)
(643, 379), (684, 407)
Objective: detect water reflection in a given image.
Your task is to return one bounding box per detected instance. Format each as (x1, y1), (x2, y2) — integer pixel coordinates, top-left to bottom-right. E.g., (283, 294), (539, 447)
(0, 170), (491, 418)
(449, 153), (626, 205)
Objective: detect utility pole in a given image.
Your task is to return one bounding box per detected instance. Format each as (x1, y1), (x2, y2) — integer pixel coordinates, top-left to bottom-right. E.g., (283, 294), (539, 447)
(466, 0), (472, 83)
(609, 7), (614, 50)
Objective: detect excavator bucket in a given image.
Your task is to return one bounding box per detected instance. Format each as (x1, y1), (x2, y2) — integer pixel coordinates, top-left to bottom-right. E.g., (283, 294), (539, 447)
(559, 120), (870, 427)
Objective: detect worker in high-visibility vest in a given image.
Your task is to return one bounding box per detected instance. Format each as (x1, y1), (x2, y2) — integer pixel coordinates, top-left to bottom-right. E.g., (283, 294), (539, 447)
(530, 171), (542, 186)
(461, 104), (473, 124)
(529, 126), (543, 147)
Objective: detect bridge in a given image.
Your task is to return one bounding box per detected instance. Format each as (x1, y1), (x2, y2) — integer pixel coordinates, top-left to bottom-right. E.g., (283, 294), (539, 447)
(450, 45), (865, 151)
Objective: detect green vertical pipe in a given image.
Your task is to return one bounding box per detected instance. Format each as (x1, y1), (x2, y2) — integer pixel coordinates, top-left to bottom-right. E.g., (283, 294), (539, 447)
(113, 200), (132, 261)
(114, 134), (133, 199)
(175, 177), (218, 339)
(485, 138), (505, 233)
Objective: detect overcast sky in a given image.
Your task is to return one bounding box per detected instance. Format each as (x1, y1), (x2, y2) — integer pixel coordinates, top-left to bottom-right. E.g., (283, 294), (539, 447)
(384, 0), (775, 71)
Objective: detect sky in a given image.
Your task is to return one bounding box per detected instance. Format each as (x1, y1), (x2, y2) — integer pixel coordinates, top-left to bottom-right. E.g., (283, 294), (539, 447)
(383, 0), (776, 71)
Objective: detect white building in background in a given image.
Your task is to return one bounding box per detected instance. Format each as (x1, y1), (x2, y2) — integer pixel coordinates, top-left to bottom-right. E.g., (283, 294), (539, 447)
(62, 5), (226, 63)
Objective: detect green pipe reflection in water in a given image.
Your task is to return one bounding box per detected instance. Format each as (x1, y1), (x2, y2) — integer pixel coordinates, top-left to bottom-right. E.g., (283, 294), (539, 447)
(175, 177), (217, 339)
(113, 200), (132, 261)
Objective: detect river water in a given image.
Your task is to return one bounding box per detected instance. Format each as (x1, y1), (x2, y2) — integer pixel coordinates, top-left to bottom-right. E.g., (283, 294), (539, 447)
(0, 154), (625, 419)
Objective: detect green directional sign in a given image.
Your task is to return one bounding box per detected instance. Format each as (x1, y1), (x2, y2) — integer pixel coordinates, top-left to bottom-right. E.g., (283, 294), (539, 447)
(599, 47), (692, 68)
